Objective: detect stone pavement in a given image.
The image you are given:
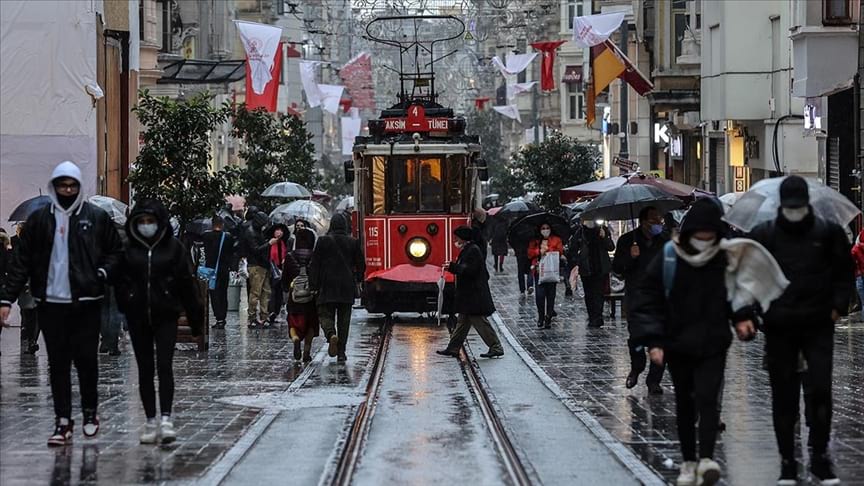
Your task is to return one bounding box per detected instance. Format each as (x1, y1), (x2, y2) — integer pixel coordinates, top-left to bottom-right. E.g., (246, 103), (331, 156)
(488, 260), (864, 485)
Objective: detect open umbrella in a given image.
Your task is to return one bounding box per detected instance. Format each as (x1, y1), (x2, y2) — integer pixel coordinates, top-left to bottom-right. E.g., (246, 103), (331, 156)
(560, 173), (711, 204)
(336, 196), (355, 212)
(718, 192), (743, 213)
(579, 185), (684, 222)
(225, 195), (246, 211)
(186, 217), (212, 236)
(88, 195), (128, 225)
(507, 212), (571, 248)
(262, 182), (312, 199)
(270, 200), (331, 235)
(498, 199), (541, 218)
(723, 177), (860, 233)
(8, 195), (51, 222)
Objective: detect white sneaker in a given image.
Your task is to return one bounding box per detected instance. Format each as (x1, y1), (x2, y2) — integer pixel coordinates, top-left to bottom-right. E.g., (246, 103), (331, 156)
(140, 419), (158, 444)
(697, 458), (722, 486)
(676, 461), (698, 486)
(160, 416), (176, 444)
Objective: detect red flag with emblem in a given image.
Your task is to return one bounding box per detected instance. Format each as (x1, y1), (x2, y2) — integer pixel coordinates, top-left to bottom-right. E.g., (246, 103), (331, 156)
(245, 42), (283, 112)
(339, 52), (375, 110)
(530, 41), (567, 91)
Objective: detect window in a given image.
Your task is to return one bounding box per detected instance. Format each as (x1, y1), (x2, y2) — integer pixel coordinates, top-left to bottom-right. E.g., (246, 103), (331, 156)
(159, 0), (173, 53)
(446, 156), (465, 213)
(386, 157), (447, 213)
(673, 0), (688, 60)
(566, 0), (584, 31)
(567, 84), (584, 120)
(418, 158), (444, 212)
(823, 0), (853, 25)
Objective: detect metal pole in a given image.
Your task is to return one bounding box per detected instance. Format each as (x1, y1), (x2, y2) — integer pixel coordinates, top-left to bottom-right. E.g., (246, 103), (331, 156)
(618, 21), (629, 159)
(532, 84), (539, 143)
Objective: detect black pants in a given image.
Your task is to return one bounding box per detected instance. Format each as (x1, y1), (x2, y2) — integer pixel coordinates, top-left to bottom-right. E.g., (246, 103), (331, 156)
(38, 302), (102, 419)
(21, 308), (40, 346)
(516, 254), (534, 293)
(268, 277), (284, 319)
(318, 303), (352, 356)
(667, 350), (726, 461)
(128, 317), (178, 418)
(629, 339), (666, 385)
(766, 327), (834, 458)
(535, 282), (557, 322)
(581, 273), (606, 326)
(493, 255), (505, 272)
(208, 271), (230, 322)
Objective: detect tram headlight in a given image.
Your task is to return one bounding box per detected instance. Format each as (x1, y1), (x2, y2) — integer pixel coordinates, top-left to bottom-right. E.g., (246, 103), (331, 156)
(406, 237), (431, 263)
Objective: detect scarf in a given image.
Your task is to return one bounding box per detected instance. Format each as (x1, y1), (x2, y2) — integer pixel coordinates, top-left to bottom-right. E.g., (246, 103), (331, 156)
(673, 237), (789, 313)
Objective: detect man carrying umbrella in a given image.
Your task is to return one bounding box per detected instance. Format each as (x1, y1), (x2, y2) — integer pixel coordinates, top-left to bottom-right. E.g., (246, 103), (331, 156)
(613, 206), (668, 394)
(749, 175), (853, 485)
(576, 217), (615, 328)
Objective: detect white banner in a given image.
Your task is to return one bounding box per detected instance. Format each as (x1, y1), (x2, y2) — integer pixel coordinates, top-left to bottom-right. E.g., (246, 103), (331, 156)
(341, 116), (362, 155)
(300, 61), (323, 108)
(507, 81), (537, 101)
(234, 21), (282, 94)
(493, 105), (522, 123)
(318, 84), (345, 114)
(572, 12), (625, 48)
(491, 52), (537, 77)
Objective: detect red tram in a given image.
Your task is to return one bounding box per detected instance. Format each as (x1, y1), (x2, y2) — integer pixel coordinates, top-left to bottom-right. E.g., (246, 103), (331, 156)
(345, 15), (487, 318)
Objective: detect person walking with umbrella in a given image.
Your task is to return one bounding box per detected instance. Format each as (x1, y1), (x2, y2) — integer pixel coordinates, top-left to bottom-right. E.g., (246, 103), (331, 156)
(436, 226), (504, 358)
(576, 217), (615, 328)
(266, 223), (290, 326)
(528, 222), (564, 329)
(749, 176), (853, 485)
(283, 227), (318, 362)
(613, 206), (668, 394)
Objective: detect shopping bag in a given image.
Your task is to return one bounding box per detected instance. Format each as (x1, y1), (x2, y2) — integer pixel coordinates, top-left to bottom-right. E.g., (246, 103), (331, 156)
(538, 251), (560, 284)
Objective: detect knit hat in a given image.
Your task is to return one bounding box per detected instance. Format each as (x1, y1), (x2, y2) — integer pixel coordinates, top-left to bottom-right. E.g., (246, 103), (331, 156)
(779, 175), (809, 208)
(454, 225), (473, 242)
(680, 199), (725, 238)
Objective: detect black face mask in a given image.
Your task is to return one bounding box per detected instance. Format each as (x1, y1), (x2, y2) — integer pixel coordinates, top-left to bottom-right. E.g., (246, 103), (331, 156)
(56, 193), (78, 209)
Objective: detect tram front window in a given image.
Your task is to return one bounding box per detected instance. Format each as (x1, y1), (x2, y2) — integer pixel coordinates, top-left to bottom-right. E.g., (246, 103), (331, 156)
(418, 159), (443, 211)
(388, 157), (445, 213)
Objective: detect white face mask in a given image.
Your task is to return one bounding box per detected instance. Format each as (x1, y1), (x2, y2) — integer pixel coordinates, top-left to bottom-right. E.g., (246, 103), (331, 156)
(782, 206), (809, 223)
(583, 221), (596, 229)
(540, 229), (551, 238)
(455, 240), (465, 249)
(137, 223), (158, 239)
(689, 237), (716, 252)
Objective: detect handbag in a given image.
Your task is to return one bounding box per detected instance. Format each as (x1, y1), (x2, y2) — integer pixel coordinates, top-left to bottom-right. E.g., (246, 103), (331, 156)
(197, 232), (225, 290)
(538, 251), (560, 284)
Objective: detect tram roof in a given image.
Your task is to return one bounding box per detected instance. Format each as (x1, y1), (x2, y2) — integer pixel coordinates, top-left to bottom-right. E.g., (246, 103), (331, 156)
(354, 143), (481, 156)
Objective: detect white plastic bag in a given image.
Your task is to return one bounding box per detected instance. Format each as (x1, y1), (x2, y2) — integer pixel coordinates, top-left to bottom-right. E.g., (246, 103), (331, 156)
(538, 251), (560, 284)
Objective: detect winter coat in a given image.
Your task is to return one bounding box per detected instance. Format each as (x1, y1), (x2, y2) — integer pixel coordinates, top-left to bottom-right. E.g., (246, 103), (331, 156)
(0, 202), (122, 307)
(612, 227), (670, 299)
(115, 200), (204, 333)
(309, 214), (365, 305)
(201, 230), (237, 277)
(490, 218), (509, 257)
(749, 210), (853, 328)
(527, 235), (565, 268)
(240, 223), (270, 268)
(852, 233), (864, 277)
(283, 248), (314, 308)
(472, 219), (488, 261)
(576, 226), (615, 277)
(628, 247), (753, 357)
(448, 241), (495, 316)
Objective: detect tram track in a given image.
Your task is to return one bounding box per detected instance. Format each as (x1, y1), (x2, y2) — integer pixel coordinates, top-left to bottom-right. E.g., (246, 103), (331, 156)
(328, 321), (533, 486)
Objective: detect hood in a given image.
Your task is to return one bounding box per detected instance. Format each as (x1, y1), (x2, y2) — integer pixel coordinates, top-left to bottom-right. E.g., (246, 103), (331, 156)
(294, 227), (316, 250)
(266, 223), (290, 240)
(328, 213), (348, 235)
(48, 160), (84, 214)
(125, 199), (171, 247)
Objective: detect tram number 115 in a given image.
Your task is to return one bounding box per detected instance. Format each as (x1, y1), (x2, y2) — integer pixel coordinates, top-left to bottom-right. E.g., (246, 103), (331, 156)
(368, 226), (379, 238)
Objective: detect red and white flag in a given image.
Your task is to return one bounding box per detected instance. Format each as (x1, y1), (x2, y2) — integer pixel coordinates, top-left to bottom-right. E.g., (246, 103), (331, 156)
(235, 21), (283, 111)
(339, 52), (375, 110)
(531, 41), (567, 91)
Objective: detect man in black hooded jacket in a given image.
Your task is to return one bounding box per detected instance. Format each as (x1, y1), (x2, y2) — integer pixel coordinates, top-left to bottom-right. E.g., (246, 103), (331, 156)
(750, 175), (852, 485)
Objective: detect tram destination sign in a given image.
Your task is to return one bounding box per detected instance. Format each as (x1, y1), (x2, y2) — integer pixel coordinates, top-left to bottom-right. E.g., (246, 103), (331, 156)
(383, 117), (450, 133)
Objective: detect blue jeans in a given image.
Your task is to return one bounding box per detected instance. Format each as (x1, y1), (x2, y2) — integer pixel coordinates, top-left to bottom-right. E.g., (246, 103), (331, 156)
(857, 276), (864, 318)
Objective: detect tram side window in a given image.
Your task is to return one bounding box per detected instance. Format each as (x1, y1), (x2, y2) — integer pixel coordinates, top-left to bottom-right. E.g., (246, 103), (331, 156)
(446, 155), (464, 213)
(371, 156), (386, 215)
(418, 158), (444, 212)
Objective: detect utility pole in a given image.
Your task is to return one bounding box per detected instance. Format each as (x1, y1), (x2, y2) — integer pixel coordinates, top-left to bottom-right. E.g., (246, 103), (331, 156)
(618, 20), (629, 159)
(532, 83), (540, 144)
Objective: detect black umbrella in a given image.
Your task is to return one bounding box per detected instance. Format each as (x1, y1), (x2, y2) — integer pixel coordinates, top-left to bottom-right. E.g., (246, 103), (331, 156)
(8, 195), (51, 222)
(579, 185), (683, 222)
(186, 217), (212, 236)
(498, 199), (540, 215)
(507, 212), (571, 248)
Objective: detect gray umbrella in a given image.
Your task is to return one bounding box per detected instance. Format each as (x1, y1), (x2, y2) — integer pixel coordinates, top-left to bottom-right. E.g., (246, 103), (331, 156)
(335, 196), (355, 212)
(88, 195), (128, 225)
(579, 185), (684, 221)
(261, 181), (312, 198)
(270, 200), (331, 235)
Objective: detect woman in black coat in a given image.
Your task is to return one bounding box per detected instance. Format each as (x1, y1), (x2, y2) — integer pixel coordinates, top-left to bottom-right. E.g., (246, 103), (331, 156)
(489, 216), (509, 273)
(436, 226), (504, 359)
(117, 199), (203, 445)
(283, 227), (319, 362)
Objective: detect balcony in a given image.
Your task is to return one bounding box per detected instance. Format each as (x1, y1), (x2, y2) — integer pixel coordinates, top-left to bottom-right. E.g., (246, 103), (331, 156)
(790, 24), (858, 97)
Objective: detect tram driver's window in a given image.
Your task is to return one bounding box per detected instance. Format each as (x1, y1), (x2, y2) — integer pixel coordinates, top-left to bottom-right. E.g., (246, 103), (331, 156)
(390, 158), (417, 213)
(418, 158), (444, 212)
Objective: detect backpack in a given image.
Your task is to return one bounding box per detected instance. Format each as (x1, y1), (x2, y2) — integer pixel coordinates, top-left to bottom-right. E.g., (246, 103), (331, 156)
(662, 241), (677, 298)
(291, 266), (314, 303)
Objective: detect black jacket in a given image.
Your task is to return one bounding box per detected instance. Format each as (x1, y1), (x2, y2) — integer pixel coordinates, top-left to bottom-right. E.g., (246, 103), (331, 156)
(490, 218), (509, 256)
(116, 200), (204, 333)
(612, 227), (669, 299)
(576, 225), (615, 277)
(629, 246), (752, 357)
(240, 222), (270, 268)
(749, 210), (853, 328)
(202, 230), (237, 276)
(471, 219), (488, 261)
(448, 241), (495, 316)
(309, 214), (365, 305)
(1, 202), (122, 306)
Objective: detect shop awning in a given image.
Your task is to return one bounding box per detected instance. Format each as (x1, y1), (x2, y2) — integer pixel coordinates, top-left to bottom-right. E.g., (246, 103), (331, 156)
(158, 59), (246, 84)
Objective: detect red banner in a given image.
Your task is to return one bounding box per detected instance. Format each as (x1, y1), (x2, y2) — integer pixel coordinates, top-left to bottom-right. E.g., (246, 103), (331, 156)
(530, 41), (566, 91)
(245, 42), (283, 112)
(339, 52), (375, 110)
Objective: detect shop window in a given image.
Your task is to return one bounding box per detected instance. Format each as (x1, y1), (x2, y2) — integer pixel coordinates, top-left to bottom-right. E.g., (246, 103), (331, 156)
(567, 84), (584, 120)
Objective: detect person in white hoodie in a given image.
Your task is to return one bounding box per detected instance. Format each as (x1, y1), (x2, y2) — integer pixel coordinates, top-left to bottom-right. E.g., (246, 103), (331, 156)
(0, 161), (123, 447)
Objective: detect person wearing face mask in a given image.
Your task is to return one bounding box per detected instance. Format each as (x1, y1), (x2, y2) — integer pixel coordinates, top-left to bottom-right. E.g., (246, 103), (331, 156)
(527, 223), (565, 329)
(629, 199), (789, 486)
(265, 223), (290, 326)
(612, 206), (669, 395)
(576, 217), (615, 328)
(437, 226), (503, 358)
(116, 199), (204, 445)
(749, 175), (853, 485)
(0, 161), (123, 446)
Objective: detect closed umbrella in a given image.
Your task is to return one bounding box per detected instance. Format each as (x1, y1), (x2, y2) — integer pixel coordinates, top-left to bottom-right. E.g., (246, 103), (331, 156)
(262, 182), (312, 199)
(8, 195), (51, 222)
(88, 195), (128, 225)
(436, 268), (445, 326)
(723, 177), (860, 233)
(270, 200), (331, 235)
(579, 185), (684, 222)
